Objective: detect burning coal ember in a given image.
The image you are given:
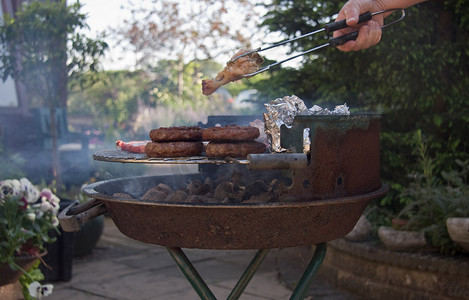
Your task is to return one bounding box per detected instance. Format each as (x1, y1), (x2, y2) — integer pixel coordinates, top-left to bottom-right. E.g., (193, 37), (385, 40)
(113, 165), (292, 204)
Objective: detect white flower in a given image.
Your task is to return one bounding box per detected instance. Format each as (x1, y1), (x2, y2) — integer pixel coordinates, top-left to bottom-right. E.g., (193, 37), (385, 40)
(39, 188), (52, 199)
(49, 194), (60, 213)
(26, 212), (36, 221)
(0, 179), (21, 199)
(35, 209), (44, 219)
(39, 189), (60, 213)
(40, 199), (54, 212)
(20, 178), (40, 203)
(28, 281), (54, 299)
(51, 215), (59, 227)
(40, 189), (60, 210)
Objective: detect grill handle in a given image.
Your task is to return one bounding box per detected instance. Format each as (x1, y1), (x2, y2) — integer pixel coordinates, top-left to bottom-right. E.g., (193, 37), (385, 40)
(58, 199), (107, 232)
(247, 153), (308, 170)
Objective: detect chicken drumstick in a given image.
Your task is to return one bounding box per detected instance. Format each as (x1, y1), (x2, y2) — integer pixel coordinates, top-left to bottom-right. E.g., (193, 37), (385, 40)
(202, 49), (264, 96)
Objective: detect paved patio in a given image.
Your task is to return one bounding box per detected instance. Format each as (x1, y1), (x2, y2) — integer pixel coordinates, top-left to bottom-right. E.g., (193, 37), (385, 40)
(47, 217), (358, 300)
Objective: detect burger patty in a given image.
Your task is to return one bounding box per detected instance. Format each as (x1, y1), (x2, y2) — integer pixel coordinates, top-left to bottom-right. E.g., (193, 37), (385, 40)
(202, 125), (260, 142)
(150, 126), (203, 142)
(145, 141), (204, 158)
(206, 141), (266, 158)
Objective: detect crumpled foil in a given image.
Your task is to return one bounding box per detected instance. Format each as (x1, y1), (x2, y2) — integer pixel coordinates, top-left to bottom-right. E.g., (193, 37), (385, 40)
(264, 95), (350, 153)
(264, 95), (308, 152)
(309, 104), (350, 115)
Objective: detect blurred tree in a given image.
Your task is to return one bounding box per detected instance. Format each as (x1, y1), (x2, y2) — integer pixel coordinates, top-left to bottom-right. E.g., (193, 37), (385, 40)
(113, 0), (262, 95)
(0, 0), (108, 187)
(68, 70), (148, 141)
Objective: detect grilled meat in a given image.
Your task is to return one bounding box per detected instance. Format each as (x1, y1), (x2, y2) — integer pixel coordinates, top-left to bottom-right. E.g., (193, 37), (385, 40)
(202, 49), (264, 95)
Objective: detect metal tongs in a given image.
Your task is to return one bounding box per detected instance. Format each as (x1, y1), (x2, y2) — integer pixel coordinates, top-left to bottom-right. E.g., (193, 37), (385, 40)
(232, 8), (406, 77)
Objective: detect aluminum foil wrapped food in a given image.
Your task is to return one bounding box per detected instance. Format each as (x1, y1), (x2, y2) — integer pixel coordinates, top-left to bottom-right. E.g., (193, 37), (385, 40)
(264, 95), (350, 153)
(309, 104), (350, 115)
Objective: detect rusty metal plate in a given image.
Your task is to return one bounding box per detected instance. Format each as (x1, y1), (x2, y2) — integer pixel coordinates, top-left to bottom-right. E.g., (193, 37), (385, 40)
(281, 114), (381, 199)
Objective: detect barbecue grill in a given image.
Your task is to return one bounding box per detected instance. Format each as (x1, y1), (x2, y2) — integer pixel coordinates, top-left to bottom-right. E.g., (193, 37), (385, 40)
(59, 114), (388, 300)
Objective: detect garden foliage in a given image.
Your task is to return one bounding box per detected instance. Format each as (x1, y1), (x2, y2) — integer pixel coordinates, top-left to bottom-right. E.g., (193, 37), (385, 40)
(255, 0), (469, 217)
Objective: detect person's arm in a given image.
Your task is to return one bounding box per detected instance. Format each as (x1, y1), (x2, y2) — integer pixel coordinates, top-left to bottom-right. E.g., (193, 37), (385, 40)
(334, 0), (427, 52)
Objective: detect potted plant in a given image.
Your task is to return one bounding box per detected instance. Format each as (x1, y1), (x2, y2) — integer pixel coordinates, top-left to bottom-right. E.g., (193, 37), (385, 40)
(385, 131), (469, 255)
(0, 178), (60, 299)
(443, 160), (469, 252)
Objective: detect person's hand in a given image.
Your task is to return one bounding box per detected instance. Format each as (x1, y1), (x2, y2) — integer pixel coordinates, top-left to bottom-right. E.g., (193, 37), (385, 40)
(334, 0), (386, 52)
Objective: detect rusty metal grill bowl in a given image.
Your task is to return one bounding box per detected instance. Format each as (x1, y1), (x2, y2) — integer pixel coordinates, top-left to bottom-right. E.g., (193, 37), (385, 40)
(60, 174), (388, 250)
(59, 113), (387, 250)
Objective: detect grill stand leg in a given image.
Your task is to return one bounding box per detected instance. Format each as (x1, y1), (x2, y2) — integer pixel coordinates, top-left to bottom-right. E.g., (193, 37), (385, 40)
(290, 243), (328, 300)
(166, 247), (217, 300)
(166, 243), (327, 300)
(227, 249), (269, 300)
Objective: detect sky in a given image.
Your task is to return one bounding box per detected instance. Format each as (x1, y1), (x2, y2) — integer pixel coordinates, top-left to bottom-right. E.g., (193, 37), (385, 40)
(79, 0), (137, 70)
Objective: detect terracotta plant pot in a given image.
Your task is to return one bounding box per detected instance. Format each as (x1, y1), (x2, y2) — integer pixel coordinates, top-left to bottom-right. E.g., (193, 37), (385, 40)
(446, 217), (469, 252)
(391, 218), (409, 230)
(0, 251), (47, 286)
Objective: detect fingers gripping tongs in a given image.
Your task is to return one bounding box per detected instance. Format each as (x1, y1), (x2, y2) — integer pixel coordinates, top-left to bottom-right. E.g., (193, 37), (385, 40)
(232, 8), (406, 77)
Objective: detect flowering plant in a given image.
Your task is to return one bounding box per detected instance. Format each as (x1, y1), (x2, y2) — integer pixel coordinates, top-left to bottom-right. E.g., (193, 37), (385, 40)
(0, 178), (60, 298)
